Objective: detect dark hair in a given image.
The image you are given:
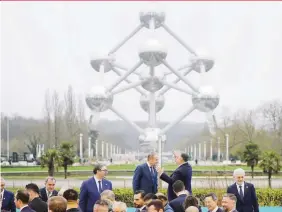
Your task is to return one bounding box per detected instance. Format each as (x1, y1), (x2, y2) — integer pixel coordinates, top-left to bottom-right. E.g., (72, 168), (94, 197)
(147, 200), (164, 211)
(205, 193), (218, 201)
(48, 196), (67, 212)
(95, 199), (109, 206)
(181, 153), (189, 162)
(15, 190), (30, 204)
(223, 193), (237, 202)
(63, 189), (78, 201)
(134, 190), (146, 199)
(144, 193), (158, 202)
(25, 183), (40, 194)
(156, 193), (167, 201)
(172, 180), (185, 193)
(183, 195), (199, 210)
(93, 164), (104, 174)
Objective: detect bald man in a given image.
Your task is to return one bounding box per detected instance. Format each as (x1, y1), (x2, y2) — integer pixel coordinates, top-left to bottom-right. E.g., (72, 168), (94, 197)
(227, 168), (259, 212)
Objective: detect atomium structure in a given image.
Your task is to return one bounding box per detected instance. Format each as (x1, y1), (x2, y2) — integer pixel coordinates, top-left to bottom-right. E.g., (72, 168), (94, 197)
(85, 11), (220, 162)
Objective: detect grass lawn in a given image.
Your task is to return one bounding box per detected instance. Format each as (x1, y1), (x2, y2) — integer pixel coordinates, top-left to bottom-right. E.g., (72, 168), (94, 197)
(0, 164), (262, 172)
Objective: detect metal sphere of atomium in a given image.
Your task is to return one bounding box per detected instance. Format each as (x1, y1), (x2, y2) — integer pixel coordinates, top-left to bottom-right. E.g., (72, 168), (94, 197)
(85, 86), (114, 112)
(90, 55), (115, 73)
(140, 94), (165, 113)
(190, 56), (214, 73)
(192, 86), (220, 112)
(139, 39), (167, 67)
(140, 69), (165, 92)
(139, 128), (161, 150)
(139, 11), (165, 29)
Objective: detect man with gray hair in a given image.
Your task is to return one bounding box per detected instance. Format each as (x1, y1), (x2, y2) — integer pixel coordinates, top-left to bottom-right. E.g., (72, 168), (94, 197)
(100, 190), (115, 210)
(133, 152), (159, 194)
(185, 206), (199, 212)
(1, 177), (16, 212)
(112, 201), (127, 212)
(39, 176), (58, 202)
(227, 168), (259, 212)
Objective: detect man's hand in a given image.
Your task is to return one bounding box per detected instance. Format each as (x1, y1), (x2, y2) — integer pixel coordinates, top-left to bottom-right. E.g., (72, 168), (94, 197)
(156, 166), (164, 175)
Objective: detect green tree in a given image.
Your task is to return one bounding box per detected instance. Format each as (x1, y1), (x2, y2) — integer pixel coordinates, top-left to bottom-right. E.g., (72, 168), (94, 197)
(259, 151), (281, 188)
(40, 149), (61, 176)
(243, 142), (261, 178)
(59, 142), (75, 179)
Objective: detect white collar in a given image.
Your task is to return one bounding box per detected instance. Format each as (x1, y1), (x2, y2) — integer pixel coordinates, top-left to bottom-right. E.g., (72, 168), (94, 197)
(211, 206), (219, 212)
(177, 191), (187, 196)
(147, 162), (153, 168)
(20, 205), (29, 211)
(236, 182), (245, 188)
(1, 189), (4, 197)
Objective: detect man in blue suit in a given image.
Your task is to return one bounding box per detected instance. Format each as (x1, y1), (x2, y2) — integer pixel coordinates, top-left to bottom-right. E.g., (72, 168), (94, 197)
(1, 177), (16, 212)
(79, 164), (112, 212)
(227, 168), (259, 212)
(133, 152), (159, 195)
(169, 180), (187, 212)
(14, 190), (35, 212)
(158, 151), (192, 201)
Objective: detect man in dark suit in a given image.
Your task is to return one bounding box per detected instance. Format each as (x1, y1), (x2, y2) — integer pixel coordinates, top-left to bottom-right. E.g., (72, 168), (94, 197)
(133, 152), (159, 195)
(158, 151), (192, 201)
(79, 164), (113, 212)
(39, 176), (58, 202)
(227, 168), (259, 212)
(25, 183), (48, 212)
(169, 180), (187, 212)
(14, 190), (35, 212)
(133, 190), (146, 212)
(222, 193), (238, 212)
(204, 193), (223, 212)
(1, 177), (16, 212)
(63, 189), (81, 212)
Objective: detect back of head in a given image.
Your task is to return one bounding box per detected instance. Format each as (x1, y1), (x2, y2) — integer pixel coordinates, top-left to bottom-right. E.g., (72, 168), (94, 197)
(48, 196), (67, 212)
(25, 183), (40, 194)
(100, 190), (115, 202)
(172, 180), (185, 193)
(63, 189), (78, 201)
(156, 193), (167, 202)
(147, 200), (164, 211)
(112, 201), (127, 212)
(183, 195), (199, 210)
(144, 193), (158, 202)
(15, 190), (30, 204)
(185, 206), (199, 212)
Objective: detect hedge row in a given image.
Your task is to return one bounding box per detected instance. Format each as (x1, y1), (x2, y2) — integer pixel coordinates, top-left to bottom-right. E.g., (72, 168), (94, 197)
(7, 187), (282, 207)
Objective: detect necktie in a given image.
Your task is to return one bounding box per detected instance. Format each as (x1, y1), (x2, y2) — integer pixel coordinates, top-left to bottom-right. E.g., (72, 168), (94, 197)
(98, 181), (102, 193)
(239, 185), (244, 200)
(150, 167), (154, 175)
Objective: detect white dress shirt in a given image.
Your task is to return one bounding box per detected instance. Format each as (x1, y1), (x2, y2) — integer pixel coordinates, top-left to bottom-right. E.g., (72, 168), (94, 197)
(236, 182), (245, 196)
(20, 205), (29, 211)
(94, 176), (102, 191)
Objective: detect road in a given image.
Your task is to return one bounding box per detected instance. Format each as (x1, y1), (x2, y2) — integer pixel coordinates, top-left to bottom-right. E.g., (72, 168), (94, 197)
(4, 177), (282, 189)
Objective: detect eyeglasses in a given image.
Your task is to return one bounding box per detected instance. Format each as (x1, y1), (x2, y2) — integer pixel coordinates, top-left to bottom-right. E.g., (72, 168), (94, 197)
(100, 169), (108, 172)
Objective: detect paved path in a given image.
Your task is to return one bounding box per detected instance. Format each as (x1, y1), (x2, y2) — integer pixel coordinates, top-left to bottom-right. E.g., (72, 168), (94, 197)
(5, 177), (282, 189)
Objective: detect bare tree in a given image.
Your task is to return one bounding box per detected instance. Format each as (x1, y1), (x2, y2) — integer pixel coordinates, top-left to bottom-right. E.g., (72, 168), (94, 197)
(77, 94), (86, 130)
(52, 90), (63, 147)
(64, 85), (79, 143)
(262, 100), (282, 154)
(44, 89), (53, 148)
(25, 132), (42, 159)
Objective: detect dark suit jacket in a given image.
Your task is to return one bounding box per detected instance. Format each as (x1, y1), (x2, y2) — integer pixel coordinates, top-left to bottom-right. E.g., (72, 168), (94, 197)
(133, 163), (158, 194)
(39, 188), (58, 202)
(28, 197), (48, 212)
(160, 162), (192, 201)
(1, 189), (16, 212)
(169, 194), (187, 212)
(21, 206), (36, 212)
(79, 177), (112, 212)
(227, 182), (259, 212)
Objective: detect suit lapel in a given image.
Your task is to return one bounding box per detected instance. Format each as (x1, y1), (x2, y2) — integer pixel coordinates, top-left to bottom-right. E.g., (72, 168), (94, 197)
(243, 183), (248, 201)
(145, 164), (154, 182)
(91, 177), (99, 193)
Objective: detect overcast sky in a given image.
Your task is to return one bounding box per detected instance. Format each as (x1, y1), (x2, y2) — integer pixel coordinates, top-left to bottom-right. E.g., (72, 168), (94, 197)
(1, 1), (282, 124)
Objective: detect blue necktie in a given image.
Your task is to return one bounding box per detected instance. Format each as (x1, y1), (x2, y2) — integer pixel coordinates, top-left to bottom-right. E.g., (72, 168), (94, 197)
(98, 181), (102, 193)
